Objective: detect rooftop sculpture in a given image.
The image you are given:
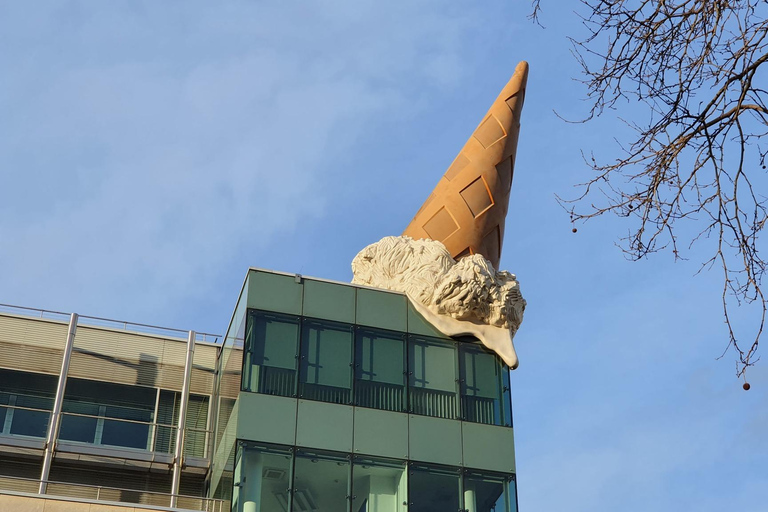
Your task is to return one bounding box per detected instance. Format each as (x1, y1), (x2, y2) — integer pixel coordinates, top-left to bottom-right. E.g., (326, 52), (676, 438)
(353, 62), (529, 368)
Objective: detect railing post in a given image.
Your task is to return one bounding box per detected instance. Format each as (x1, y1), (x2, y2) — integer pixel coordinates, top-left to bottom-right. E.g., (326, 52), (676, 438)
(170, 330), (195, 507)
(39, 313), (78, 494)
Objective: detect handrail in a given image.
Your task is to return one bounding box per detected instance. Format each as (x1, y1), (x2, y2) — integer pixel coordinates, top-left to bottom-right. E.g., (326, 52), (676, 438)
(0, 405), (212, 435)
(0, 474), (227, 511)
(0, 404), (212, 457)
(0, 303), (221, 344)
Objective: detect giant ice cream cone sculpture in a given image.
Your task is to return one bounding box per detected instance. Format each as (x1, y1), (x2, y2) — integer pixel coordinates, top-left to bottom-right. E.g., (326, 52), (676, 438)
(403, 61), (528, 269)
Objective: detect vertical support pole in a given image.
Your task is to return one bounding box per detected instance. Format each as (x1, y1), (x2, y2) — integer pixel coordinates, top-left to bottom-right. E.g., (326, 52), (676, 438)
(39, 313), (78, 494)
(170, 330), (196, 507)
(206, 345), (222, 460)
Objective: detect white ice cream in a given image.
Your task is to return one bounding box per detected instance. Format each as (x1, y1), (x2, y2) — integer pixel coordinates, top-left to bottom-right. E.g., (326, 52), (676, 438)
(351, 236), (525, 368)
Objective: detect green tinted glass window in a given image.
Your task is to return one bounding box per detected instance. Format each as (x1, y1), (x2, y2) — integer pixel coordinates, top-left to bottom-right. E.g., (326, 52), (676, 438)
(352, 457), (407, 512)
(234, 443), (292, 512)
(299, 319), (354, 404)
(459, 343), (504, 425)
(463, 471), (511, 512)
(503, 364), (513, 428)
(245, 311), (300, 397)
(354, 328), (406, 412)
(408, 336), (458, 419)
(293, 450), (350, 512)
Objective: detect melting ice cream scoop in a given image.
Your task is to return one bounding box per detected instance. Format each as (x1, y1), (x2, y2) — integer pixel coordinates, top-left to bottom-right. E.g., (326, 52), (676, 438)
(351, 236), (525, 368)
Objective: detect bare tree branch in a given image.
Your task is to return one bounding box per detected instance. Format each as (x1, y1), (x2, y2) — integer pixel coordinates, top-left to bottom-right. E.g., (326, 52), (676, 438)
(544, 0), (768, 378)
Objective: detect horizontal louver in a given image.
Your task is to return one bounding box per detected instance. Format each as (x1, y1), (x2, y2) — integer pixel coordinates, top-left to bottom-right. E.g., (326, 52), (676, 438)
(0, 315), (66, 375)
(0, 315), (218, 396)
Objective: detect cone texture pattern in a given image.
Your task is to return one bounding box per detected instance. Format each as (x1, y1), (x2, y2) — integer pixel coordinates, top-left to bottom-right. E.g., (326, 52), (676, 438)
(403, 61), (528, 269)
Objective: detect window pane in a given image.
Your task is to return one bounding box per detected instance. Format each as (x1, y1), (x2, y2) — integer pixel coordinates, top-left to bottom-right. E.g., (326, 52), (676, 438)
(0, 393), (8, 431)
(464, 472), (510, 512)
(246, 311), (300, 397)
(300, 320), (353, 404)
(502, 367), (512, 428)
(459, 344), (503, 425)
(354, 329), (406, 412)
(154, 390), (177, 453)
(408, 336), (458, 419)
(154, 391), (209, 456)
(184, 395), (210, 458)
(0, 369), (55, 438)
(352, 457), (407, 512)
(408, 465), (460, 512)
(102, 404), (152, 449)
(60, 401), (99, 443)
(235, 443), (292, 512)
(509, 477), (518, 512)
(293, 451), (350, 512)
(10, 395), (52, 438)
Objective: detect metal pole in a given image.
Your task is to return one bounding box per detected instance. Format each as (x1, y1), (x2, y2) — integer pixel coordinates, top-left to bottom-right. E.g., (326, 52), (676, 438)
(39, 313), (78, 494)
(170, 330), (196, 507)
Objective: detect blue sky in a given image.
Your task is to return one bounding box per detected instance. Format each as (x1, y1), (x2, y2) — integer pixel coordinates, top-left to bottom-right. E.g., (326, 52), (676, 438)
(1, 2), (766, 510)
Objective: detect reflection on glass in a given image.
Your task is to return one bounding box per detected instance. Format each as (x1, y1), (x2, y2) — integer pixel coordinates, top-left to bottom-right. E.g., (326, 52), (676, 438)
(235, 443), (292, 512)
(463, 472), (510, 512)
(502, 366), (512, 428)
(300, 320), (354, 404)
(352, 457), (407, 512)
(58, 378), (155, 450)
(0, 369), (55, 438)
(355, 329), (406, 412)
(408, 465), (460, 512)
(0, 393), (8, 430)
(60, 402), (99, 443)
(9, 395), (51, 438)
(459, 343), (504, 425)
(509, 477), (518, 512)
(245, 311), (300, 397)
(293, 450), (350, 512)
(408, 336), (458, 419)
(101, 405), (152, 449)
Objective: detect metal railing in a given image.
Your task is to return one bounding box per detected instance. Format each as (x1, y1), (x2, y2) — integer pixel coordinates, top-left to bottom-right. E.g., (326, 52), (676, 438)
(0, 404), (211, 458)
(0, 303), (220, 344)
(0, 475), (227, 511)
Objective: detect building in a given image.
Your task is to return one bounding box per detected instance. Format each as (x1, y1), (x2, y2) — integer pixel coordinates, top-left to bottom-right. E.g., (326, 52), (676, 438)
(0, 267), (518, 512)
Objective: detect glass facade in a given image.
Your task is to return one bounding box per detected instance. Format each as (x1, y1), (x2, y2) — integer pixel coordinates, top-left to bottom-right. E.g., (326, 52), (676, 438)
(354, 328), (406, 412)
(243, 311), (300, 398)
(225, 270), (518, 512)
(459, 343), (511, 426)
(234, 442), (516, 512)
(409, 336), (459, 420)
(242, 309), (512, 426)
(299, 319), (354, 404)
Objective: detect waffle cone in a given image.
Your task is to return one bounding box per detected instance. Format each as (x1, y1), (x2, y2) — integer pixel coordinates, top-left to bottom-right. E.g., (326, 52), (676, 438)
(403, 61), (528, 269)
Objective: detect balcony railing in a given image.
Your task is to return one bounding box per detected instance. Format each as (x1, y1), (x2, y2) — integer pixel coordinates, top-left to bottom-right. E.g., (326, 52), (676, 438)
(0, 475), (227, 511)
(0, 303), (220, 344)
(0, 404), (211, 458)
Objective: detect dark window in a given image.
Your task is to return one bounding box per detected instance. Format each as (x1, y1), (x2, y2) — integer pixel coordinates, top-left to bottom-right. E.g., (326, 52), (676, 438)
(408, 464), (460, 512)
(9, 395), (52, 438)
(0, 369), (55, 438)
(299, 319), (354, 404)
(60, 378), (155, 450)
(408, 336), (458, 419)
(244, 311), (300, 397)
(354, 328), (406, 412)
